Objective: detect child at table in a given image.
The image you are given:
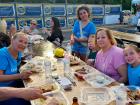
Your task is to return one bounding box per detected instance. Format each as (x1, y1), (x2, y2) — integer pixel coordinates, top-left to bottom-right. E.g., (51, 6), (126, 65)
(86, 36), (98, 66)
(124, 44), (140, 86)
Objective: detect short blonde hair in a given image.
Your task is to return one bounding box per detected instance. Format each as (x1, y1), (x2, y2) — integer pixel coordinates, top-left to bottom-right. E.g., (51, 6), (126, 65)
(12, 32), (27, 40)
(95, 28), (117, 48)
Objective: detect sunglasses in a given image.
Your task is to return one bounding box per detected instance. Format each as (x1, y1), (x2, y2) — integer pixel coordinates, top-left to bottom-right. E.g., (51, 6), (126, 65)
(31, 23), (36, 25)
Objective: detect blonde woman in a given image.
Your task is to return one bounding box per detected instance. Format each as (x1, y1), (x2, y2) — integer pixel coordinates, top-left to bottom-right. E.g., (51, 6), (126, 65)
(0, 32), (32, 87)
(94, 29), (127, 83)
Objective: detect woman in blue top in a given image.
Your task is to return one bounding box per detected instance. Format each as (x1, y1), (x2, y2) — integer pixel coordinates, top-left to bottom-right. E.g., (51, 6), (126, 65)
(0, 32), (32, 87)
(70, 5), (96, 61)
(124, 44), (140, 86)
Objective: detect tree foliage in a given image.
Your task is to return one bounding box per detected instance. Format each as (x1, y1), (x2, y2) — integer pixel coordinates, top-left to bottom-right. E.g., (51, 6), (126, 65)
(0, 0), (131, 10)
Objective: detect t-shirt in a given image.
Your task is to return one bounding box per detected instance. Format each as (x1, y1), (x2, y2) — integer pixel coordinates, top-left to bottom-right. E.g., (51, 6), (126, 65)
(30, 28), (39, 35)
(88, 50), (97, 59)
(128, 64), (140, 86)
(72, 20), (96, 54)
(95, 45), (126, 81)
(0, 47), (22, 87)
(47, 28), (64, 44)
(137, 18), (140, 26)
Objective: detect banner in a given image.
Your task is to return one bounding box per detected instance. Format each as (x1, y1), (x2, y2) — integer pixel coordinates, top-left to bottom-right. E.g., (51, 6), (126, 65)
(0, 4), (15, 17)
(67, 5), (77, 16)
(6, 18), (16, 30)
(67, 17), (77, 27)
(91, 5), (104, 15)
(92, 16), (104, 25)
(44, 5), (51, 15)
(16, 4), (42, 17)
(105, 5), (121, 15)
(43, 4), (65, 16)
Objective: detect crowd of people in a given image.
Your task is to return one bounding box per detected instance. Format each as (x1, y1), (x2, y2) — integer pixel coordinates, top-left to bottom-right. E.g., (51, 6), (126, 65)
(0, 4), (140, 105)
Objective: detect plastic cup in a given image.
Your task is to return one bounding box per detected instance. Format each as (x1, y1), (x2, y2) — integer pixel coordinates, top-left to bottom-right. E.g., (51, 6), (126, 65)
(44, 60), (51, 78)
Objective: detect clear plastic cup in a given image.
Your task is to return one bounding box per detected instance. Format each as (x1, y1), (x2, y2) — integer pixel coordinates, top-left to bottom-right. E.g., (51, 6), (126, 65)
(44, 60), (52, 78)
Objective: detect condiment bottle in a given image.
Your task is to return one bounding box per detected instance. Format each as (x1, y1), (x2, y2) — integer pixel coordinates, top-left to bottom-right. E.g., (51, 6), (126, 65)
(72, 97), (79, 105)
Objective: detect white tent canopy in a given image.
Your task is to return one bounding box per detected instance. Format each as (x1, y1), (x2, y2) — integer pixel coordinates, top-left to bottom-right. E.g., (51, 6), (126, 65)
(132, 0), (140, 4)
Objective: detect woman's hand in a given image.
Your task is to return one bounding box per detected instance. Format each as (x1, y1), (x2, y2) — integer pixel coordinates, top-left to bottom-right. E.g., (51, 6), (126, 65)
(74, 37), (87, 42)
(70, 34), (75, 45)
(19, 71), (32, 80)
(86, 59), (95, 66)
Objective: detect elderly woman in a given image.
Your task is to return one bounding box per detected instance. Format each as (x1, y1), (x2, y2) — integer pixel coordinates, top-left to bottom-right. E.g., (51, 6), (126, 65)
(70, 5), (96, 61)
(0, 32), (32, 87)
(94, 29), (127, 83)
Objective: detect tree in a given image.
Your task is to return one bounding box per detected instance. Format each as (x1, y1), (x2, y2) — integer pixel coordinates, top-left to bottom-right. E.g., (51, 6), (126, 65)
(0, 0), (131, 10)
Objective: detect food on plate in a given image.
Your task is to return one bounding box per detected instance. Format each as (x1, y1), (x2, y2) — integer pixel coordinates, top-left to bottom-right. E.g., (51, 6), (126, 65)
(45, 97), (62, 105)
(40, 84), (55, 93)
(70, 57), (79, 66)
(37, 97), (65, 105)
(39, 83), (59, 93)
(20, 62), (42, 73)
(20, 63), (35, 72)
(74, 67), (87, 81)
(75, 67), (87, 74)
(127, 89), (140, 100)
(25, 63), (35, 70)
(96, 75), (105, 84)
(24, 78), (33, 83)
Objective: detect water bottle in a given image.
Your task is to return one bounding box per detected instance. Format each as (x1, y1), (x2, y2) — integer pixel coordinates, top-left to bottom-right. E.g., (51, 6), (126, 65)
(63, 55), (70, 74)
(44, 59), (52, 78)
(66, 43), (71, 55)
(115, 84), (127, 105)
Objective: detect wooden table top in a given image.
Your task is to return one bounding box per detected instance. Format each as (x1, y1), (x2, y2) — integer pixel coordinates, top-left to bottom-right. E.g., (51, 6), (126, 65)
(23, 41), (120, 105)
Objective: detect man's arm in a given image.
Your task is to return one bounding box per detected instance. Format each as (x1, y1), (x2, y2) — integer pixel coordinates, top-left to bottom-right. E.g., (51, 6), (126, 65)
(0, 87), (46, 101)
